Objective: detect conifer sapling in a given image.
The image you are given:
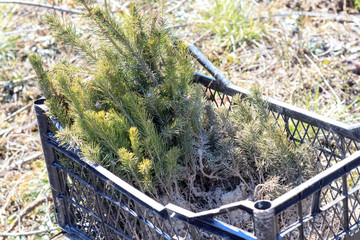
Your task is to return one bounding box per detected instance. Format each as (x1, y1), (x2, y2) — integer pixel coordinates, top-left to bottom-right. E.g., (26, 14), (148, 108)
(30, 1), (317, 210)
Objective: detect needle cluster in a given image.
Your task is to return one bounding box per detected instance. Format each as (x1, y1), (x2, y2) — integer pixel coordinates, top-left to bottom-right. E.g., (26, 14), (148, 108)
(30, 1), (317, 206)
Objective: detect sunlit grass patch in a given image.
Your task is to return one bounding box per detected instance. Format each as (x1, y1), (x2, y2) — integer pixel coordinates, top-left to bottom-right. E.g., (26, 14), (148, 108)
(0, 158), (60, 238)
(199, 0), (269, 52)
(0, 5), (19, 63)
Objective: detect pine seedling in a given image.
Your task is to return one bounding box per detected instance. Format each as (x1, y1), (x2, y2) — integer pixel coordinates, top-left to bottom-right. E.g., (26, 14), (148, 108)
(45, 14), (97, 61)
(29, 54), (70, 128)
(221, 91), (318, 191)
(31, 2), (201, 196)
(31, 1), (318, 207)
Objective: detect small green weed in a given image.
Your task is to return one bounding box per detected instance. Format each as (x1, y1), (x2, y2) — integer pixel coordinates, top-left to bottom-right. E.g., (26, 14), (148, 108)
(354, 0), (360, 10)
(200, 0), (267, 51)
(0, 6), (18, 63)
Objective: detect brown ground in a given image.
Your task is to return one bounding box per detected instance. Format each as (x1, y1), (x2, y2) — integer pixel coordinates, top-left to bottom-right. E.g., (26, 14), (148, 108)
(0, 0), (359, 239)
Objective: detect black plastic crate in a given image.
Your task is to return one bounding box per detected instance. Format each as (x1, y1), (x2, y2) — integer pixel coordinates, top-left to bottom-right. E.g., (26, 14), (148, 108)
(34, 45), (360, 240)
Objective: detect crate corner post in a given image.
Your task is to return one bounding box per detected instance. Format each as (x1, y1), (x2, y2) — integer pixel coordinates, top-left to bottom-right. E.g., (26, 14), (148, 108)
(34, 98), (68, 230)
(253, 200), (277, 240)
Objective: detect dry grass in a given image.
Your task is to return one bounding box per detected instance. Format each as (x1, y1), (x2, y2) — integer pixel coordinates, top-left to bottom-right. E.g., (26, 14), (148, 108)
(181, 0), (359, 124)
(0, 3), (73, 239)
(0, 0), (359, 239)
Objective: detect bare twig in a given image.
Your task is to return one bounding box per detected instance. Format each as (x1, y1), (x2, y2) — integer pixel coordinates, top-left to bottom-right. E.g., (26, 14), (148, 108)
(14, 191), (22, 232)
(0, 175), (27, 224)
(222, 161), (251, 189)
(166, 0), (187, 14)
(0, 75), (36, 87)
(7, 195), (53, 232)
(191, 29), (212, 45)
(0, 147), (21, 174)
(253, 183), (265, 199)
(169, 24), (188, 29)
(188, 174), (203, 197)
(255, 11), (360, 22)
(304, 54), (341, 103)
(196, 133), (222, 181)
(4, 102), (32, 122)
(0, 1), (82, 14)
(0, 127), (14, 137)
(0, 228), (57, 237)
(9, 152), (42, 170)
(198, 155), (221, 180)
(4, 27), (50, 36)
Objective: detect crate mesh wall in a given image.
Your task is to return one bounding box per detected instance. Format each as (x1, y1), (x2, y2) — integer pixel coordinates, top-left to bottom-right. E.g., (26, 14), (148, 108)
(35, 73), (360, 240)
